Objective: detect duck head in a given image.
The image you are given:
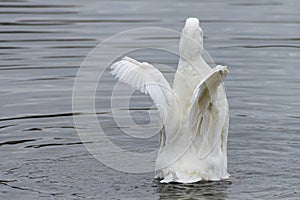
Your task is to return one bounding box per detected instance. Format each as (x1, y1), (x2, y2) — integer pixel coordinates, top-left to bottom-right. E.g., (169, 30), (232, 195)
(179, 18), (204, 60)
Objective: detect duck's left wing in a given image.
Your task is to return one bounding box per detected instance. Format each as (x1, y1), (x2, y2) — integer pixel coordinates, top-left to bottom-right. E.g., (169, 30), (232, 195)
(111, 56), (173, 122)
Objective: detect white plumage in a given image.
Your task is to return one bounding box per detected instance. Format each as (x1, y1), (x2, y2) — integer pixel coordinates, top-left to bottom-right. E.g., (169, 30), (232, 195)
(110, 17), (230, 183)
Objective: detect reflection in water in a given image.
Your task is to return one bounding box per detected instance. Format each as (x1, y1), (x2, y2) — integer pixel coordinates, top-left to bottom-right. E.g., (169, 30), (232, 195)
(156, 180), (231, 200)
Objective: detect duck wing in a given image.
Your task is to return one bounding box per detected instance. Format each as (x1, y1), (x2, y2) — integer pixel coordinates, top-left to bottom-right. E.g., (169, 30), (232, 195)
(111, 56), (173, 122)
(189, 65), (229, 159)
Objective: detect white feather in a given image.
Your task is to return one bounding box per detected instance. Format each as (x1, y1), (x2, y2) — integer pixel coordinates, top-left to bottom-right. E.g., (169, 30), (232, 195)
(110, 18), (230, 183)
(189, 65), (228, 159)
(111, 56), (172, 121)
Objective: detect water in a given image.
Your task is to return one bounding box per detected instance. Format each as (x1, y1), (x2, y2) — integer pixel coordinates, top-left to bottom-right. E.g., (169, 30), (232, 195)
(0, 0), (299, 199)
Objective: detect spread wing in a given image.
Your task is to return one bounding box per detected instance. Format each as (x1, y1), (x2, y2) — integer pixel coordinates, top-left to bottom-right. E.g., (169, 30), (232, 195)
(189, 65), (229, 159)
(111, 56), (173, 122)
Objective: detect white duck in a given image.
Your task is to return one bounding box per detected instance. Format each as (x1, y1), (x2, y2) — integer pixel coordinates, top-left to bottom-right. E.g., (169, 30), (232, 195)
(110, 17), (229, 183)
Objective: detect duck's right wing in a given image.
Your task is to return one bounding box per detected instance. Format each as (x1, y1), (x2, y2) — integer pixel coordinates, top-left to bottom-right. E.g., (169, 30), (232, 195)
(189, 65), (229, 159)
(111, 56), (173, 122)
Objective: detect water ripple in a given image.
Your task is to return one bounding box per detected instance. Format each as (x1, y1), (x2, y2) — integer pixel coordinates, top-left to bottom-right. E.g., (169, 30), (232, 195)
(220, 45), (300, 49)
(24, 141), (92, 149)
(0, 112), (110, 122)
(0, 139), (36, 146)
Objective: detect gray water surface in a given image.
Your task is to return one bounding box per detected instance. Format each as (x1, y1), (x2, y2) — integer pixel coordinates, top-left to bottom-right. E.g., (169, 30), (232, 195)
(0, 0), (300, 199)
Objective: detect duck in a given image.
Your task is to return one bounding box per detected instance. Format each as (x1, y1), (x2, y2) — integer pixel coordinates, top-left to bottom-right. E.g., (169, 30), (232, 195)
(110, 17), (230, 183)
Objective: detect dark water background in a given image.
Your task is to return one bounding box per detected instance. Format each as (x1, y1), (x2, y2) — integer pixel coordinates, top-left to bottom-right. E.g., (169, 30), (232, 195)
(0, 0), (299, 199)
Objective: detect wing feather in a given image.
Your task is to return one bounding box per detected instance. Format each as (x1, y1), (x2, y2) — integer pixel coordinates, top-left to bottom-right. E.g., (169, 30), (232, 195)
(189, 65), (229, 159)
(111, 56), (173, 121)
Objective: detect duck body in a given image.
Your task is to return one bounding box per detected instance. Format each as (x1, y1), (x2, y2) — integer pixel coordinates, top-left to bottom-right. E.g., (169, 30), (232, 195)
(111, 18), (230, 183)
